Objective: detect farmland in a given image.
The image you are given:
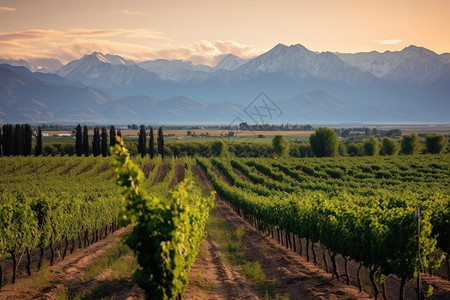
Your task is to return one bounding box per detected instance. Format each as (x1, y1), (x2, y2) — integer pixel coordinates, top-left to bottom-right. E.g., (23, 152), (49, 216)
(0, 147), (449, 299)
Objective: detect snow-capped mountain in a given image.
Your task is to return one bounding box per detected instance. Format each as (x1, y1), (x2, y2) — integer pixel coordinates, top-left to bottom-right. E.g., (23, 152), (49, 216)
(2, 43), (450, 123)
(0, 57), (63, 73)
(102, 54), (135, 66)
(215, 54), (248, 70)
(56, 52), (160, 89)
(233, 44), (377, 85)
(336, 46), (450, 84)
(137, 59), (213, 82)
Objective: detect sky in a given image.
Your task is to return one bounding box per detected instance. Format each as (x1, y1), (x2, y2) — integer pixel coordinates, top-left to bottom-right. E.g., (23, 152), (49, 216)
(1, 0), (449, 66)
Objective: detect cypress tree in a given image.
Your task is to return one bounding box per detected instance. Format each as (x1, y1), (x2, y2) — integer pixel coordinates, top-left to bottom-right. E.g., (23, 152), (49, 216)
(157, 126), (164, 159)
(75, 124), (82, 156)
(21, 124), (32, 156)
(92, 127), (100, 157)
(2, 124), (13, 156)
(13, 124), (22, 156)
(117, 129), (122, 137)
(101, 127), (108, 157)
(0, 126), (2, 156)
(149, 127), (155, 158)
(35, 126), (43, 156)
(82, 125), (89, 156)
(138, 125), (147, 158)
(109, 125), (116, 148)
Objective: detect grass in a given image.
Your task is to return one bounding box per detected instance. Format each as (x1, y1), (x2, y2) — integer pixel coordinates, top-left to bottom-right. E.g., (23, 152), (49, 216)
(53, 239), (136, 300)
(206, 208), (289, 299)
(30, 261), (51, 291)
(84, 240), (137, 281)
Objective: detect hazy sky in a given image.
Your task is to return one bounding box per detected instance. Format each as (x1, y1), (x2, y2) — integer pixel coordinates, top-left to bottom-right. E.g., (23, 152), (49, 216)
(1, 0), (449, 65)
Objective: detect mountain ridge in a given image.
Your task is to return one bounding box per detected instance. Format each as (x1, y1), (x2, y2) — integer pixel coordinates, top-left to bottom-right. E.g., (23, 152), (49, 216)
(1, 43), (449, 124)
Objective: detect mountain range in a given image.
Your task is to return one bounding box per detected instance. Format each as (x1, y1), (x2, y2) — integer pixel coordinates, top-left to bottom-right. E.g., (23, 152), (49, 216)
(1, 43), (449, 124)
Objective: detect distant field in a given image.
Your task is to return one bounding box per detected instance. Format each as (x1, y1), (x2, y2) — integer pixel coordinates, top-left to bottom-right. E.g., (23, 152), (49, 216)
(41, 129), (314, 144)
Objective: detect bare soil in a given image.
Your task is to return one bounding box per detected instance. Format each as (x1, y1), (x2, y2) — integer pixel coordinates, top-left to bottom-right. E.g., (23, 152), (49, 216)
(1, 164), (448, 300)
(211, 165), (232, 185)
(0, 227), (143, 300)
(232, 167), (250, 182)
(142, 162), (153, 178)
(153, 163), (169, 185)
(170, 163), (185, 188)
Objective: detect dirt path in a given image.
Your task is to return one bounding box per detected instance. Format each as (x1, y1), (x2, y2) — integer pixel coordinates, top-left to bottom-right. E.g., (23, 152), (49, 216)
(185, 236), (262, 300)
(153, 163), (169, 185)
(170, 163), (185, 188)
(2, 163), (448, 300)
(0, 227), (143, 300)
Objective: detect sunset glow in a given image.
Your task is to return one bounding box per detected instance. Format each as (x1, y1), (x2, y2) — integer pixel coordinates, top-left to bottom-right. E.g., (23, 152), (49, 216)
(0, 0), (449, 65)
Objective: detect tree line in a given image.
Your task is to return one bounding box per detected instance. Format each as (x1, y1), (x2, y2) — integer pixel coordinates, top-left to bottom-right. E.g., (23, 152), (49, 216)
(137, 125), (164, 158)
(0, 124), (42, 156)
(307, 128), (449, 157)
(74, 125), (122, 157)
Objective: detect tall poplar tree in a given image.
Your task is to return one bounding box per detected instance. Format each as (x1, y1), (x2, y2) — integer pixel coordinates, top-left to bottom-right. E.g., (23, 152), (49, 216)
(0, 126), (3, 156)
(13, 124), (22, 156)
(101, 127), (108, 157)
(35, 126), (43, 156)
(92, 127), (101, 157)
(75, 124), (82, 156)
(109, 125), (116, 148)
(82, 125), (89, 156)
(22, 124), (32, 156)
(2, 124), (13, 156)
(149, 127), (155, 159)
(138, 125), (147, 158)
(157, 126), (164, 159)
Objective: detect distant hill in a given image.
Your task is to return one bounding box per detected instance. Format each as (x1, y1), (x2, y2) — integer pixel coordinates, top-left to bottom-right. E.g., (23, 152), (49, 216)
(1, 43), (449, 124)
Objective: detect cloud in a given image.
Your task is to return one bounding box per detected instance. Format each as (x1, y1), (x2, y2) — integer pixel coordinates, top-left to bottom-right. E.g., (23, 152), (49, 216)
(149, 40), (263, 65)
(377, 39), (404, 45)
(0, 6), (16, 12)
(0, 28), (263, 65)
(123, 10), (141, 15)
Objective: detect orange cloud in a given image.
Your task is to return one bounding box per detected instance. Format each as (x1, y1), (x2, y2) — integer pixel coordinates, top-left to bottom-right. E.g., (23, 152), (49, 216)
(377, 39), (404, 45)
(0, 6), (16, 12)
(123, 10), (141, 15)
(0, 27), (263, 65)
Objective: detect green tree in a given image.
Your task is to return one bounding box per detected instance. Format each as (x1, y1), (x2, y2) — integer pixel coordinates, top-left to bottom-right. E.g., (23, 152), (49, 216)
(22, 124), (33, 156)
(101, 127), (108, 157)
(401, 133), (421, 155)
(138, 125), (147, 158)
(362, 136), (380, 156)
(2, 124), (13, 156)
(347, 143), (361, 156)
(82, 125), (89, 156)
(157, 126), (164, 159)
(338, 142), (347, 156)
(35, 126), (43, 156)
(13, 124), (22, 156)
(109, 125), (116, 148)
(380, 137), (399, 155)
(149, 127), (155, 159)
(425, 134), (448, 154)
(272, 135), (289, 157)
(0, 126), (2, 156)
(309, 127), (339, 157)
(92, 127), (101, 157)
(75, 124), (82, 157)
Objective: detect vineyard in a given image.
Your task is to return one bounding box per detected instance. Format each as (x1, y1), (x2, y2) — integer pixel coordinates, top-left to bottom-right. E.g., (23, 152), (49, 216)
(197, 154), (450, 299)
(0, 151), (449, 299)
